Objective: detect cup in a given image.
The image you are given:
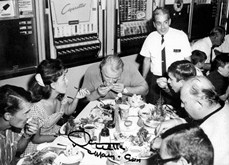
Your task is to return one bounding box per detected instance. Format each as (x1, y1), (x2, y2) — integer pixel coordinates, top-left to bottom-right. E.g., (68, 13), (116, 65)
(119, 104), (130, 120)
(84, 124), (95, 143)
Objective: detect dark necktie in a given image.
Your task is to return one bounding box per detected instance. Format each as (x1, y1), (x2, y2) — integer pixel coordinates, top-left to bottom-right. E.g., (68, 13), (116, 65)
(161, 35), (166, 75)
(210, 46), (214, 64)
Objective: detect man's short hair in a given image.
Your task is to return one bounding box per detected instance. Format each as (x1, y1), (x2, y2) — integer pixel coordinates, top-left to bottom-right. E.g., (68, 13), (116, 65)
(152, 7), (170, 22)
(182, 76), (220, 105)
(209, 26), (225, 37)
(162, 123), (214, 165)
(168, 60), (196, 81)
(99, 55), (124, 72)
(0, 85), (32, 117)
(191, 50), (207, 65)
(211, 54), (229, 71)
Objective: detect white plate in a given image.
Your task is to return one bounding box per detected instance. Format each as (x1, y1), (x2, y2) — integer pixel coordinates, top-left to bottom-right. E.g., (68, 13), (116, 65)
(97, 99), (115, 109)
(17, 151), (58, 165)
(144, 120), (160, 128)
(54, 150), (84, 164)
(138, 104), (155, 119)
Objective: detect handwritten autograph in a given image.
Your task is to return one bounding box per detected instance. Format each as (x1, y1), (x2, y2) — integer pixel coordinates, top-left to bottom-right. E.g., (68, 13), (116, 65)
(61, 3), (86, 15)
(67, 130), (141, 162)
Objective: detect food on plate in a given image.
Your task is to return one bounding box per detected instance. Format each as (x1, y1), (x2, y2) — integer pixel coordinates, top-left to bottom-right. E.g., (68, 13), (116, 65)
(138, 104), (155, 120)
(128, 94), (144, 107)
(121, 127), (152, 158)
(129, 127), (150, 146)
(144, 118), (161, 128)
(19, 148), (58, 165)
(90, 106), (113, 122)
(113, 132), (129, 142)
(100, 103), (113, 110)
(62, 117), (84, 138)
(55, 147), (84, 165)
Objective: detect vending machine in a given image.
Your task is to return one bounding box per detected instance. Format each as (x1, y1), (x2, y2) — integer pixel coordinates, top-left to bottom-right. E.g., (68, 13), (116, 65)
(0, 0), (45, 79)
(115, 0), (154, 55)
(47, 0), (103, 67)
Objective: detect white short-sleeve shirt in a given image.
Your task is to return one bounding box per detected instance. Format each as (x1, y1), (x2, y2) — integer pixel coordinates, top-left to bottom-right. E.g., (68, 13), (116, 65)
(191, 37), (212, 63)
(140, 27), (191, 76)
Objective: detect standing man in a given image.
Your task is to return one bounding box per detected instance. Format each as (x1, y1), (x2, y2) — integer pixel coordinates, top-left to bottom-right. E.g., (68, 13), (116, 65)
(81, 55), (148, 101)
(140, 7), (191, 104)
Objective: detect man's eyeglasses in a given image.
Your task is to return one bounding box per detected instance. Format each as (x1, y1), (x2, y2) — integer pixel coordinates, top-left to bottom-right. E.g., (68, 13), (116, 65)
(152, 153), (181, 165)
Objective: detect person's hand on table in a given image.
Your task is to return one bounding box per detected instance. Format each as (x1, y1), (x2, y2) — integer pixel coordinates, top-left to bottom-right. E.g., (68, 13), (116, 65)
(155, 118), (184, 136)
(111, 83), (125, 93)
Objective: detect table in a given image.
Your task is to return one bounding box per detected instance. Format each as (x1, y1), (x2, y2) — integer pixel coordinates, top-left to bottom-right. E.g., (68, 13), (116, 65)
(64, 100), (157, 165)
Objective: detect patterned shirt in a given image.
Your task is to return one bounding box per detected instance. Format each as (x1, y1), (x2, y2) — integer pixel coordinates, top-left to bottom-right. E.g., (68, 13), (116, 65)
(0, 129), (23, 165)
(23, 102), (61, 155)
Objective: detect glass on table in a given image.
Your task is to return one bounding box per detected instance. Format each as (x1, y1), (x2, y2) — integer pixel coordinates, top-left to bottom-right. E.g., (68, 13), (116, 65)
(84, 124), (95, 143)
(119, 104), (130, 121)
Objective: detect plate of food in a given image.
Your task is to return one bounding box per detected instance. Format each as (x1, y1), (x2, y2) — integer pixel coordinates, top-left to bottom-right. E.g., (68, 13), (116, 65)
(89, 106), (112, 122)
(59, 118), (84, 138)
(122, 127), (154, 159)
(17, 148), (59, 165)
(97, 99), (115, 109)
(144, 118), (161, 128)
(128, 94), (145, 108)
(54, 148), (84, 165)
(138, 104), (155, 121)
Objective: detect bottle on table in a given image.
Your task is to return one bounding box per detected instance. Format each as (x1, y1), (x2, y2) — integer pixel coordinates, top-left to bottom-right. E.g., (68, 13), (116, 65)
(99, 124), (110, 143)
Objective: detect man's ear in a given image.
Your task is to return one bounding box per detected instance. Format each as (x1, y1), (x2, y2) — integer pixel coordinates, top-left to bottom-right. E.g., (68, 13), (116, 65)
(196, 62), (202, 68)
(177, 157), (192, 165)
(168, 18), (171, 26)
(218, 66), (224, 72)
(50, 82), (56, 90)
(179, 80), (186, 87)
(153, 22), (156, 28)
(3, 112), (12, 121)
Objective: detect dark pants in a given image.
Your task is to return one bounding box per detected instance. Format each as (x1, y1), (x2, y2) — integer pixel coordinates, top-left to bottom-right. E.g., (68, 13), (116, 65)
(145, 71), (190, 119)
(145, 72), (168, 104)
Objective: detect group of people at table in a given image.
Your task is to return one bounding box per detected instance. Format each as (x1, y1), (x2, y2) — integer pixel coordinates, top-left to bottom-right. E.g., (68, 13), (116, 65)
(1, 7), (229, 165)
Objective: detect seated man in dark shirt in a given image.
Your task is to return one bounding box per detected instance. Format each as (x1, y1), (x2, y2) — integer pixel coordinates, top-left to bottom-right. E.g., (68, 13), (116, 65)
(157, 60), (196, 119)
(82, 55), (148, 101)
(207, 54), (229, 101)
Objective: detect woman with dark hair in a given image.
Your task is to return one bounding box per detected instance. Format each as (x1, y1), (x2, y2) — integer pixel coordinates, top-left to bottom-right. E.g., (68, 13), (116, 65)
(24, 59), (89, 155)
(0, 85), (38, 164)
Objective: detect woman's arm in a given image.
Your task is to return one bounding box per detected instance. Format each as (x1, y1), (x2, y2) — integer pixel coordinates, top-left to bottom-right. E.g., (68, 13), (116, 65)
(62, 88), (90, 115)
(31, 128), (56, 144)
